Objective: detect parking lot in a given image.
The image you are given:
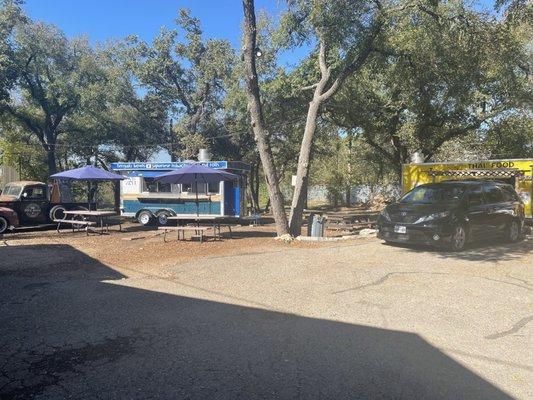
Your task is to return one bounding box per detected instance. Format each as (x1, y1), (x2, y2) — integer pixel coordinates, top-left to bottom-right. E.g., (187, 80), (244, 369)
(0, 227), (531, 399)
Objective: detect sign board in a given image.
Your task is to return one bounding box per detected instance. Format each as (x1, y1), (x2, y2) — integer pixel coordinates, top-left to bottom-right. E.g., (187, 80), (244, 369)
(291, 175), (297, 187)
(110, 161), (228, 171)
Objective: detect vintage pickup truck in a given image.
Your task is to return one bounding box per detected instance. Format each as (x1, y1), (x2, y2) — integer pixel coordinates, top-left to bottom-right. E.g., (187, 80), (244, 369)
(0, 181), (93, 234)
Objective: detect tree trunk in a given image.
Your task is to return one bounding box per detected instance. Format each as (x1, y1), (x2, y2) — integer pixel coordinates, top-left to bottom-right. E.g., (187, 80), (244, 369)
(242, 0), (289, 236)
(346, 132), (353, 206)
(288, 97), (321, 236)
(248, 162), (260, 212)
(253, 163), (260, 209)
(46, 146), (57, 175)
(287, 22), (379, 236)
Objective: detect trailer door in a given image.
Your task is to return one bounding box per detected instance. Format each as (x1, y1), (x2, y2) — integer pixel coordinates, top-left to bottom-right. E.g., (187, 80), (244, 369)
(223, 181), (236, 216)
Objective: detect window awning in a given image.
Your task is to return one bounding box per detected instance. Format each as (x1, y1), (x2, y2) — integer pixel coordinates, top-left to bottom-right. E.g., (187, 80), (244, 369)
(126, 171), (167, 178)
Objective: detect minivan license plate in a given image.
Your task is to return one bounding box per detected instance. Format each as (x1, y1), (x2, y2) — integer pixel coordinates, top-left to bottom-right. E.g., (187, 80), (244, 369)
(394, 225), (407, 234)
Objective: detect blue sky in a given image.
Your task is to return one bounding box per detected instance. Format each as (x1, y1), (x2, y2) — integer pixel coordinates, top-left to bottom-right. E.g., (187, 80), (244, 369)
(25, 0), (269, 46)
(23, 0), (497, 67)
(23, 0), (498, 41)
(23, 0), (311, 68)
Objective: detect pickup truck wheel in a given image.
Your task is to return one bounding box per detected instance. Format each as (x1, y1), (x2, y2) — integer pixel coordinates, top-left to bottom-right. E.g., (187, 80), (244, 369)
(0, 217), (8, 234)
(49, 205), (67, 221)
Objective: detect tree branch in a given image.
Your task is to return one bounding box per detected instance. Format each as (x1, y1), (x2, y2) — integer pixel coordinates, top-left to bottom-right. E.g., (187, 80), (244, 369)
(165, 65), (193, 113)
(319, 19), (382, 101)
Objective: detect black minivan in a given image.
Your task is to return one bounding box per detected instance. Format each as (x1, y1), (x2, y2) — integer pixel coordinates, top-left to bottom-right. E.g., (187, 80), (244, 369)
(377, 180), (525, 251)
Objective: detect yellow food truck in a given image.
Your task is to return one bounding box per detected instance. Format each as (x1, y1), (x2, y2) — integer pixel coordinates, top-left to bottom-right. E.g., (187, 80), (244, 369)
(402, 159), (533, 222)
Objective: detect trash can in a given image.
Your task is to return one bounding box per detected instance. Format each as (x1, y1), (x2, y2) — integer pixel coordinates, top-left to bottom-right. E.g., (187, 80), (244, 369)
(307, 213), (315, 236)
(310, 214), (325, 238)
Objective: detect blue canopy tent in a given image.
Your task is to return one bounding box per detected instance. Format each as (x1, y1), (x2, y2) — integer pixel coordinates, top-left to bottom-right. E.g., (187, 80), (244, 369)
(50, 165), (125, 181)
(50, 165), (125, 211)
(156, 163), (238, 216)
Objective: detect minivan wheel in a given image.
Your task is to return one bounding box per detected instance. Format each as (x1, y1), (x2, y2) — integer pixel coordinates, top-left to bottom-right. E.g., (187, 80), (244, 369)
(506, 220), (521, 243)
(0, 217), (8, 234)
(449, 225), (467, 252)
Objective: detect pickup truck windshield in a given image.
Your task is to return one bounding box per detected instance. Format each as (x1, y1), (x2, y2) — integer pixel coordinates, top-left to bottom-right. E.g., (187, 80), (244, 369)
(400, 185), (466, 204)
(2, 185), (23, 197)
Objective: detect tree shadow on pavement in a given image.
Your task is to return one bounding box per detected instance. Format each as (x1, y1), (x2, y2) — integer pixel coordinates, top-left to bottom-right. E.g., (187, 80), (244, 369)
(0, 245), (515, 399)
(384, 237), (533, 263)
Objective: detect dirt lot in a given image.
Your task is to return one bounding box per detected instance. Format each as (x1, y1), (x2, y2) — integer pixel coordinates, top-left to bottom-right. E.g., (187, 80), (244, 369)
(0, 223), (532, 399)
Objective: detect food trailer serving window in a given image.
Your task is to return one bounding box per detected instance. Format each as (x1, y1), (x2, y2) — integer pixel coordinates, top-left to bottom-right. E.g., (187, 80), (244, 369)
(181, 182), (219, 194)
(143, 178), (171, 193)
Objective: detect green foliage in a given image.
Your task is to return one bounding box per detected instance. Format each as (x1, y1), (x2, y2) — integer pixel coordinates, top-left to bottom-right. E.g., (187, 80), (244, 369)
(123, 9), (236, 160)
(0, 4), (169, 173)
(485, 114), (533, 159)
(0, 0), (530, 204)
(325, 0), (531, 177)
(0, 130), (48, 181)
(276, 0), (377, 49)
(0, 9), (109, 173)
(0, 0), (25, 102)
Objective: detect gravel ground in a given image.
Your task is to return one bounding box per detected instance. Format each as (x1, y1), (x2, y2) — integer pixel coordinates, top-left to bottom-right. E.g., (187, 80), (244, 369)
(0, 224), (531, 399)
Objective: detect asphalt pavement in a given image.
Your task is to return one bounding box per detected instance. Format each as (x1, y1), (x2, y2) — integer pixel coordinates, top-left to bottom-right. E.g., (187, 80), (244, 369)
(0, 236), (531, 399)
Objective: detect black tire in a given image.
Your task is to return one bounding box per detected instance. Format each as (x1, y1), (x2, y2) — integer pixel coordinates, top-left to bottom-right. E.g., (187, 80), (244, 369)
(0, 217), (8, 234)
(137, 210), (153, 226)
(505, 219), (521, 243)
(156, 210), (172, 226)
(49, 205), (67, 221)
(448, 224), (467, 252)
(382, 240), (396, 246)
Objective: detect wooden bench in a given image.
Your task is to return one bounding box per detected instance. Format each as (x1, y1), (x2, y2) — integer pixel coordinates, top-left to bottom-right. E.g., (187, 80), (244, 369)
(158, 226), (213, 243)
(54, 219), (96, 235)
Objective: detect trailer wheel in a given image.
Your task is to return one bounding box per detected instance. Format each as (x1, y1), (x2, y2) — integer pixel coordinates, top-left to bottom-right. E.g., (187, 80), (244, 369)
(137, 210), (153, 226)
(49, 205), (67, 221)
(156, 210), (172, 226)
(0, 217), (8, 234)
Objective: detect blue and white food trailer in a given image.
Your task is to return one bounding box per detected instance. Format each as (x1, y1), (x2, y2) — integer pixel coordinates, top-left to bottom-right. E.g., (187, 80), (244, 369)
(109, 161), (250, 225)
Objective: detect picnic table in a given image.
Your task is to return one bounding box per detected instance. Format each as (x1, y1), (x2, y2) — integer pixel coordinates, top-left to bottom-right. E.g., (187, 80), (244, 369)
(55, 210), (120, 235)
(322, 212), (379, 233)
(158, 226), (213, 243)
(163, 216), (238, 242)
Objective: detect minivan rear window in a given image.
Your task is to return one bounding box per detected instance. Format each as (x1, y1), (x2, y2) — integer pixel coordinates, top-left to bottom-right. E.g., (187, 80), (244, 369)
(500, 186), (520, 202)
(400, 185), (466, 204)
